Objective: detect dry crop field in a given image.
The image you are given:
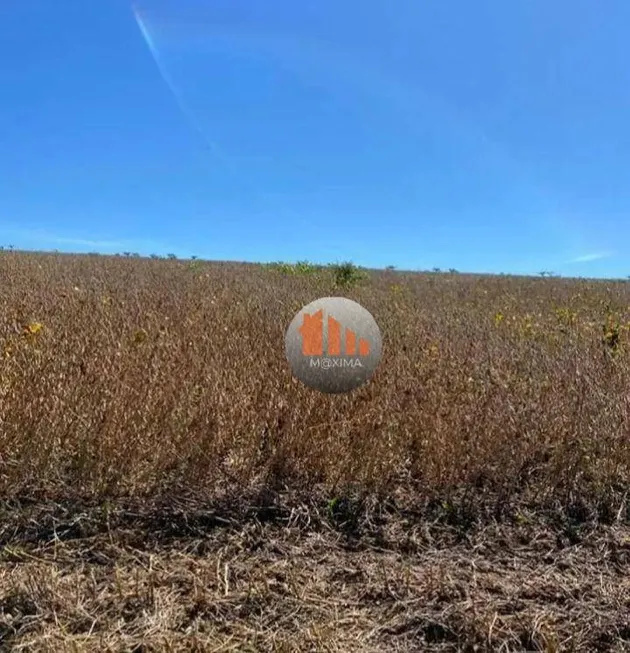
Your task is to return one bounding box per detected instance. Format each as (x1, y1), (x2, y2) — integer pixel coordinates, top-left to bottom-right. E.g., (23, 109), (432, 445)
(1, 250), (630, 652)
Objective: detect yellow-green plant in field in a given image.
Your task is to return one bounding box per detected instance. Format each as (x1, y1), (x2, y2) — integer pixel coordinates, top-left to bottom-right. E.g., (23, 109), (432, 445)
(519, 313), (538, 338)
(428, 341), (440, 359)
(24, 321), (43, 336)
(554, 306), (578, 327)
(133, 328), (148, 344)
(21, 321), (44, 346)
(602, 314), (622, 355)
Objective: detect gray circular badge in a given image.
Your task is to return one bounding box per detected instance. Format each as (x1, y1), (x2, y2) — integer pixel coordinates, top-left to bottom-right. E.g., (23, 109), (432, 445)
(285, 297), (382, 394)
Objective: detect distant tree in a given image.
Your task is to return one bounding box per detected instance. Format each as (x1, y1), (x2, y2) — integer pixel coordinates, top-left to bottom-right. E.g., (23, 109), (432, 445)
(432, 267), (441, 273)
(167, 253), (177, 260)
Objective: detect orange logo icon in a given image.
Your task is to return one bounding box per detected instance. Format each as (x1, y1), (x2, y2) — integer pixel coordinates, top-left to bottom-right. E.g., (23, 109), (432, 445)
(285, 297), (382, 394)
(298, 309), (371, 357)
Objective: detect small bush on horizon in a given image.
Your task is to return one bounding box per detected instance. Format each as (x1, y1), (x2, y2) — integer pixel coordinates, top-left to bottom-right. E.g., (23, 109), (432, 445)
(329, 261), (368, 288)
(264, 260), (321, 275)
(294, 260), (320, 275)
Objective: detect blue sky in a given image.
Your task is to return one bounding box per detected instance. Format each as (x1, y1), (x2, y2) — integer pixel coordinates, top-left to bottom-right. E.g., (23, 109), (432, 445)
(1, 0), (629, 277)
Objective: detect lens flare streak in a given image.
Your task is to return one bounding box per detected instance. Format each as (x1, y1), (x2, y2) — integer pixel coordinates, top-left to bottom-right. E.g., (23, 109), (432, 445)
(130, 3), (315, 237)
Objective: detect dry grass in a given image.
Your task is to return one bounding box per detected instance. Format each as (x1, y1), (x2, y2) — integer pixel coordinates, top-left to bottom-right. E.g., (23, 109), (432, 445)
(1, 251), (630, 651)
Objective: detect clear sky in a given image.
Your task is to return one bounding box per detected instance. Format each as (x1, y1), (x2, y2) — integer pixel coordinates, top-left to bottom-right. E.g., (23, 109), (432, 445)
(1, 0), (629, 277)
